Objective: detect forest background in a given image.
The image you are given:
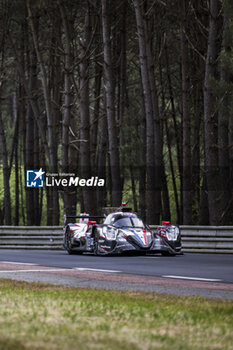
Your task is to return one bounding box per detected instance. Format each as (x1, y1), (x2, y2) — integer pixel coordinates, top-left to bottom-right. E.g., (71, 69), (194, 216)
(0, 0), (232, 226)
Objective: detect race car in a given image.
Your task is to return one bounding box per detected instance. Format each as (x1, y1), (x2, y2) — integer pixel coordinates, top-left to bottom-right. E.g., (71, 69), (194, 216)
(63, 208), (182, 256)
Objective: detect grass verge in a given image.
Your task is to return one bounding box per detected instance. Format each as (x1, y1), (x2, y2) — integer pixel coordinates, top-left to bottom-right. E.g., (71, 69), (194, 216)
(0, 278), (232, 350)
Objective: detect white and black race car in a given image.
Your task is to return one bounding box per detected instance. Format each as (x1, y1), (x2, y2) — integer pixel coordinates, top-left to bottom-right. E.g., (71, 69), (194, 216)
(63, 208), (182, 256)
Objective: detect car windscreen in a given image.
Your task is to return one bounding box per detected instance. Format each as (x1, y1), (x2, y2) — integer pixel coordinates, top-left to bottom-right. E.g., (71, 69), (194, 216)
(113, 217), (145, 228)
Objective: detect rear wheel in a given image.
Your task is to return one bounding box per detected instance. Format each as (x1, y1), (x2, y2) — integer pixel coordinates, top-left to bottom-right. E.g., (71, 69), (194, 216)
(65, 227), (75, 255)
(93, 232), (101, 256)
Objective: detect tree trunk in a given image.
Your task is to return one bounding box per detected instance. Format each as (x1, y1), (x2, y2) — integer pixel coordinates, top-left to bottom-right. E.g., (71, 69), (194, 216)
(25, 47), (36, 225)
(199, 172), (209, 225)
(27, 3), (59, 224)
(180, 0), (192, 224)
(218, 9), (231, 224)
(145, 11), (162, 224)
(192, 81), (202, 224)
(203, 0), (221, 225)
(27, 3), (56, 170)
(134, 0), (163, 223)
(165, 117), (180, 223)
(158, 57), (171, 222)
(139, 96), (146, 222)
(161, 161), (171, 221)
(19, 79), (26, 225)
(97, 108), (107, 212)
(34, 119), (40, 225)
(0, 112), (11, 225)
(13, 94), (19, 225)
(60, 3), (74, 215)
(133, 0), (155, 224)
(165, 45), (182, 222)
(0, 3), (11, 225)
(130, 166), (138, 212)
(91, 63), (102, 172)
(101, 0), (122, 206)
(79, 7), (96, 214)
(118, 0), (128, 189)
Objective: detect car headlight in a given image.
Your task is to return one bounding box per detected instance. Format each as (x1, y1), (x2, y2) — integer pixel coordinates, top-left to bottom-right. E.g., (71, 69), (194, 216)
(166, 226), (179, 241)
(102, 226), (118, 240)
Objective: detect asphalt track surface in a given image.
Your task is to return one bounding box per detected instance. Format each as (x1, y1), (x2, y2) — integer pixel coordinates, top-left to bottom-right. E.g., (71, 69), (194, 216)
(0, 250), (233, 299)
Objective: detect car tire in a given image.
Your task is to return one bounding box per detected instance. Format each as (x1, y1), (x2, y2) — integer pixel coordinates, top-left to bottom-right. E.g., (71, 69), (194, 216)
(65, 226), (75, 255)
(93, 232), (101, 256)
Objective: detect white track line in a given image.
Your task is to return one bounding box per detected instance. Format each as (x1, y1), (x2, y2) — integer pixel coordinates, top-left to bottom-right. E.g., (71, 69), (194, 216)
(74, 268), (121, 273)
(162, 275), (221, 282)
(0, 264), (121, 274)
(0, 261), (38, 266)
(0, 269), (70, 273)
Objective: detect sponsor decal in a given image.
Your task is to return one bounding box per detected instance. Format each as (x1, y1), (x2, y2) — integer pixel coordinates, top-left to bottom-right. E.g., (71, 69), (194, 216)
(129, 229), (148, 246)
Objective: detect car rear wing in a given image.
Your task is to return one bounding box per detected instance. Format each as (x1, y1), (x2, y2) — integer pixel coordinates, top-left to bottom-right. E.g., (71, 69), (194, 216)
(64, 214), (105, 226)
(102, 206), (132, 215)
